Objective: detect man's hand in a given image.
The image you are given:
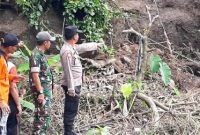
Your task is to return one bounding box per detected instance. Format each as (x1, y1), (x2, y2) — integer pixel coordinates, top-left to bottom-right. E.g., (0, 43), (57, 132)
(13, 75), (26, 81)
(0, 101), (10, 113)
(37, 93), (45, 104)
(67, 89), (76, 97)
(16, 105), (22, 116)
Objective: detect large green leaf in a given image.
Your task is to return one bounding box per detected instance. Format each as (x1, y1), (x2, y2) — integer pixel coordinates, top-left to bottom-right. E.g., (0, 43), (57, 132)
(173, 87), (180, 96)
(85, 129), (96, 135)
(98, 126), (110, 135)
(121, 83), (133, 99)
(20, 98), (35, 111)
(48, 55), (60, 65)
(159, 62), (171, 86)
(17, 63), (29, 73)
(149, 55), (162, 73)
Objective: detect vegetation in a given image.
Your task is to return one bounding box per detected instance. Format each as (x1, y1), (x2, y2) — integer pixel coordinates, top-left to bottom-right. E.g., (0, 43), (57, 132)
(100, 45), (116, 57)
(16, 0), (48, 30)
(16, 0), (113, 42)
(63, 0), (112, 42)
(149, 54), (171, 86)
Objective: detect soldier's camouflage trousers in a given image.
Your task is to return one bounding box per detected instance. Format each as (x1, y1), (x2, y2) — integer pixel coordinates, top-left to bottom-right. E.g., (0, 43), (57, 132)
(31, 86), (52, 135)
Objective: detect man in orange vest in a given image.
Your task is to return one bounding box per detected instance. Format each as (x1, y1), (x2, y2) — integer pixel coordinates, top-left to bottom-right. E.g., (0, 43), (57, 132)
(0, 34), (25, 134)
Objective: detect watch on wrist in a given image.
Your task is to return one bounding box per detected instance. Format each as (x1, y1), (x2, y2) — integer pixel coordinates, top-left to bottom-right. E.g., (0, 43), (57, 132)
(39, 90), (43, 94)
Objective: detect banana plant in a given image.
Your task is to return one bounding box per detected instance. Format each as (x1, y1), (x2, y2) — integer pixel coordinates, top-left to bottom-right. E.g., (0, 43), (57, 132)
(20, 98), (35, 111)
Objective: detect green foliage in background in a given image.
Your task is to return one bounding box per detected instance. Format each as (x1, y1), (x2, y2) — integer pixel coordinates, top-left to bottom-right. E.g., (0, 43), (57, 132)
(16, 0), (113, 42)
(63, 0), (113, 42)
(16, 0), (48, 30)
(20, 98), (35, 111)
(100, 45), (116, 57)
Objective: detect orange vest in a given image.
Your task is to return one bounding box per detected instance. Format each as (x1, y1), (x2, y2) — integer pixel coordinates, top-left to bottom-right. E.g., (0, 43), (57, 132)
(0, 54), (14, 104)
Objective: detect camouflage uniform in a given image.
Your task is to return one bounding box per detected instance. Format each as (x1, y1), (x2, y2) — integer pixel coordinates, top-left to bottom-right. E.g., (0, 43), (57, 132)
(29, 47), (53, 135)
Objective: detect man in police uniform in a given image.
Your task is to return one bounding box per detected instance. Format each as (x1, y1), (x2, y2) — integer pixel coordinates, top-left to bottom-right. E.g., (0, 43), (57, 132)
(60, 26), (102, 135)
(29, 31), (55, 135)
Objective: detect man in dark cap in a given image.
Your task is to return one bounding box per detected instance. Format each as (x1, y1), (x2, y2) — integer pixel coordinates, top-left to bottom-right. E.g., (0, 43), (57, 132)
(0, 34), (25, 134)
(29, 31), (55, 135)
(60, 26), (102, 135)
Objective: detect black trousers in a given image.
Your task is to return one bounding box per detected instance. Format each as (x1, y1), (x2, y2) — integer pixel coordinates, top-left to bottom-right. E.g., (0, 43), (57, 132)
(62, 85), (81, 135)
(7, 95), (19, 135)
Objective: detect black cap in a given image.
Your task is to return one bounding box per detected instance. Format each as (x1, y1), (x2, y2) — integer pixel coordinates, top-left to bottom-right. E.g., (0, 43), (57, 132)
(1, 34), (19, 47)
(64, 25), (82, 40)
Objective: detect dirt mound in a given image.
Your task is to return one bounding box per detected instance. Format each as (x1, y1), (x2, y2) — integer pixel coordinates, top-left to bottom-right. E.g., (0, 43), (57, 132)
(114, 0), (200, 49)
(0, 10), (28, 35)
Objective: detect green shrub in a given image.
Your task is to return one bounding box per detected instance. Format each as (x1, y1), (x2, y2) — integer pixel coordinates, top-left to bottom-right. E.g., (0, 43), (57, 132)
(63, 0), (112, 42)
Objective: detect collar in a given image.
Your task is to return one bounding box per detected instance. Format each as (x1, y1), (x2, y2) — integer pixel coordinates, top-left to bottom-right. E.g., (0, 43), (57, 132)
(36, 46), (45, 53)
(64, 41), (76, 49)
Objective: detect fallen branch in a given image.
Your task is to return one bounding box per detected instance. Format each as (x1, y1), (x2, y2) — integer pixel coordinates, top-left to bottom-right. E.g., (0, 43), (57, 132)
(166, 101), (198, 107)
(122, 28), (144, 38)
(153, 99), (169, 111)
(137, 93), (159, 127)
(82, 58), (116, 68)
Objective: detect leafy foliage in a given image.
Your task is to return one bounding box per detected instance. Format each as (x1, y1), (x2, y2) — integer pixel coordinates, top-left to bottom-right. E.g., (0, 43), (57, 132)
(18, 63), (29, 74)
(149, 55), (162, 73)
(121, 83), (135, 116)
(149, 55), (172, 86)
(159, 62), (171, 86)
(173, 87), (180, 96)
(63, 0), (112, 42)
(100, 45), (116, 57)
(20, 98), (35, 111)
(47, 55), (60, 65)
(12, 47), (30, 74)
(121, 83), (133, 99)
(16, 0), (48, 30)
(119, 81), (144, 116)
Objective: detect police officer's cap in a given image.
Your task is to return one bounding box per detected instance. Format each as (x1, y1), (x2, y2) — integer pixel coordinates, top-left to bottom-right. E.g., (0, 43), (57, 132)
(64, 26), (82, 40)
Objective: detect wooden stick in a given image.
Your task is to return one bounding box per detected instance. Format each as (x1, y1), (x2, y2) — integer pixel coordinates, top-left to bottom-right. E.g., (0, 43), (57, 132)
(137, 93), (160, 127)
